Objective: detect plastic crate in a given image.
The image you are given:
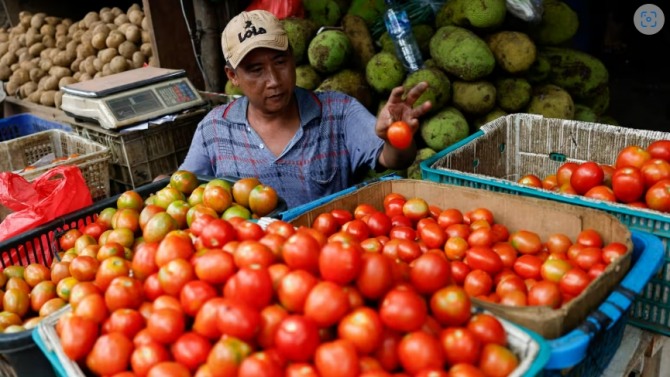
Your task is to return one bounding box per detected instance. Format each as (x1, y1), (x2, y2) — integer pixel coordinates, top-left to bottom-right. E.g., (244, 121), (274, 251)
(419, 113), (670, 335)
(544, 230), (664, 375)
(68, 108), (207, 195)
(0, 129), (111, 222)
(0, 114), (72, 142)
(32, 300), (551, 377)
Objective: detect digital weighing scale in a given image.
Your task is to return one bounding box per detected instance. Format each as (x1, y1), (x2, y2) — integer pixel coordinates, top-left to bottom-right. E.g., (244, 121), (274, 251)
(60, 67), (206, 130)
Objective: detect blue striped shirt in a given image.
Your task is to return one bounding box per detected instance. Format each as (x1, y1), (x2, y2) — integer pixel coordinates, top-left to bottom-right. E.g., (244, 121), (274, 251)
(179, 87), (384, 208)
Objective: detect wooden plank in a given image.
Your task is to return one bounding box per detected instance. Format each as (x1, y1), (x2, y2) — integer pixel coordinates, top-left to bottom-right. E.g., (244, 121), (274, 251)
(142, 0), (205, 90)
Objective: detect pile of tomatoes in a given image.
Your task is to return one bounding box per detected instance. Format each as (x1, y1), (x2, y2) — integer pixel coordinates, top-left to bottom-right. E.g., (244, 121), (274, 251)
(518, 140), (670, 212)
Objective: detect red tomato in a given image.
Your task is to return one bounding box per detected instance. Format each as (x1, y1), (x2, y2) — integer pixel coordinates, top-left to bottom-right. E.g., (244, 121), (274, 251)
(570, 162), (604, 195)
(540, 259), (572, 283)
(207, 336), (253, 377)
(445, 236), (469, 261)
(367, 212), (393, 237)
(158, 258), (194, 297)
(439, 327), (481, 366)
(616, 145), (651, 170)
(60, 314), (99, 362)
(354, 204), (377, 220)
(342, 219), (370, 242)
(105, 276), (143, 312)
(403, 198), (430, 222)
(602, 242), (628, 264)
(374, 329), (402, 372)
(450, 261), (471, 285)
(385, 199), (406, 218)
(409, 252), (451, 295)
(527, 280), (561, 308)
(379, 286), (427, 332)
(647, 140), (670, 162)
(192, 249), (236, 285)
(611, 166), (645, 203)
(542, 174), (559, 191)
(356, 253), (394, 300)
(559, 267), (591, 296)
(311, 213), (340, 237)
(238, 351), (284, 377)
(233, 240), (275, 268)
(223, 266), (273, 311)
(640, 159), (670, 188)
(86, 332), (134, 376)
(131, 342), (171, 377)
(556, 162), (579, 186)
(258, 304), (289, 349)
(449, 363), (487, 377)
(216, 298), (261, 342)
(319, 241), (363, 285)
(147, 307), (185, 344)
(467, 313), (507, 346)
(304, 281), (350, 328)
(545, 233), (572, 254)
(384, 193), (407, 209)
(463, 269), (493, 297)
(513, 255), (543, 280)
(338, 307), (384, 355)
(491, 242), (517, 268)
(518, 174), (542, 188)
(285, 363), (319, 377)
(584, 185), (617, 202)
(315, 339), (360, 377)
(430, 285), (471, 327)
(419, 222), (447, 249)
(170, 332), (212, 372)
(574, 247), (603, 271)
(478, 344), (519, 377)
(104, 308), (145, 339)
(495, 274), (527, 297)
(275, 315), (321, 362)
(437, 208), (464, 228)
(179, 280), (217, 317)
(397, 331), (444, 375)
(277, 269), (318, 313)
(576, 229), (603, 248)
(645, 179), (670, 212)
(389, 225), (416, 241)
(465, 247), (503, 275)
(387, 120), (413, 149)
(509, 230), (542, 255)
(282, 232), (321, 275)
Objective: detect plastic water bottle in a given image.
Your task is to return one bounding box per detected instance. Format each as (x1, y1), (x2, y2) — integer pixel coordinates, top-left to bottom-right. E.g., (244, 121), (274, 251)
(383, 0), (423, 72)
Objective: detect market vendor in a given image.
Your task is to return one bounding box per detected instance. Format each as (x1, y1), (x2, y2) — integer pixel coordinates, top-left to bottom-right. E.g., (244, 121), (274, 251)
(179, 9), (432, 208)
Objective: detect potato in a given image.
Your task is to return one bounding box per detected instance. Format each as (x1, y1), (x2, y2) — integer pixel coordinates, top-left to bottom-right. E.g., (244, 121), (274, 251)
(27, 42), (46, 57)
(48, 48), (59, 60)
(19, 81), (38, 98)
(19, 12), (32, 28)
(128, 4), (141, 13)
(30, 13), (46, 29)
(109, 55), (128, 74)
(61, 18), (73, 29)
(38, 57), (52, 71)
(18, 51), (32, 63)
(0, 33), (8, 43)
(25, 27), (42, 45)
(5, 80), (20, 96)
(19, 60), (37, 71)
(93, 23), (111, 36)
(42, 75), (60, 91)
(101, 62), (111, 76)
(131, 51), (145, 68)
(42, 34), (55, 48)
(55, 24), (67, 37)
(93, 72), (102, 79)
(55, 35), (70, 50)
(29, 67), (46, 82)
(37, 74), (49, 89)
(11, 68), (30, 85)
(27, 89), (42, 103)
(0, 65), (11, 80)
(83, 12), (100, 29)
(79, 72), (92, 81)
(111, 7), (123, 17)
(10, 62), (19, 71)
(55, 90), (63, 108)
(76, 44), (95, 60)
(68, 21), (79, 36)
(40, 90), (57, 106)
(45, 16), (61, 26)
(53, 50), (75, 67)
(114, 14), (130, 26)
(106, 30), (125, 49)
(71, 30), (84, 42)
(93, 57), (103, 72)
(0, 51), (17, 67)
(10, 25), (26, 37)
(72, 71), (81, 80)
(0, 42), (7, 57)
(83, 56), (96, 75)
(128, 10), (143, 26)
(117, 23), (130, 35)
(98, 47), (117, 64)
(124, 25), (141, 44)
(48, 66), (72, 80)
(106, 23), (118, 31)
(40, 24), (55, 37)
(141, 16), (149, 31)
(91, 32), (108, 50)
(8, 41), (20, 54)
(79, 31), (93, 48)
(148, 56), (158, 67)
(65, 40), (78, 55)
(100, 10), (115, 24)
(58, 76), (77, 88)
(141, 30), (150, 44)
(70, 57), (82, 72)
(118, 41), (137, 59)
(140, 43), (152, 58)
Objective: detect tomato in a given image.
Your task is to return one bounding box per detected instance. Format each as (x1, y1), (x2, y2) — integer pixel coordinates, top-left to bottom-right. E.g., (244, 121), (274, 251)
(444, 236), (468, 261)
(372, 329), (401, 372)
(545, 233), (572, 254)
(192, 248), (236, 285)
(179, 280), (217, 317)
(430, 285), (471, 327)
(574, 247), (603, 271)
(527, 280), (561, 308)
(478, 343), (519, 377)
(495, 274), (527, 297)
(104, 275), (143, 312)
(518, 174), (542, 188)
(513, 254), (542, 280)
(395, 238), (422, 263)
(379, 286), (427, 332)
(387, 120), (413, 149)
(647, 140), (670, 162)
(131, 342), (171, 377)
(409, 252), (451, 295)
(467, 313), (507, 346)
(60, 314), (99, 361)
(105, 308), (145, 339)
(616, 145), (651, 170)
(238, 351), (284, 377)
(282, 232), (321, 275)
(157, 257), (194, 297)
(645, 179), (670, 212)
(336, 307), (383, 355)
(285, 363), (319, 377)
(311, 212), (339, 237)
(315, 339), (360, 377)
(509, 230), (542, 254)
(234, 221), (265, 242)
(207, 336), (253, 377)
(355, 253), (394, 300)
(611, 166), (645, 203)
(490, 242), (516, 268)
(86, 332), (134, 376)
(540, 259), (572, 283)
(463, 269), (493, 297)
(168, 332), (213, 372)
(224, 266), (274, 311)
(277, 269), (318, 313)
(451, 260), (471, 285)
(23, 263), (50, 287)
(449, 363), (487, 377)
(556, 162), (579, 186)
(439, 327), (481, 366)
(465, 246), (503, 275)
(558, 267), (590, 296)
(602, 242), (628, 264)
(364, 212), (391, 238)
(304, 281), (350, 328)
(215, 298), (261, 342)
(319, 241), (363, 285)
(74, 292), (108, 323)
(256, 305), (288, 349)
(570, 161), (604, 195)
(60, 228), (83, 252)
(354, 204), (377, 220)
(342, 219), (371, 242)
(397, 331), (444, 375)
(640, 158), (670, 189)
(274, 315), (321, 362)
(588, 263), (607, 279)
(584, 185), (617, 202)
(542, 174), (559, 191)
(30, 280), (57, 312)
(147, 308), (185, 344)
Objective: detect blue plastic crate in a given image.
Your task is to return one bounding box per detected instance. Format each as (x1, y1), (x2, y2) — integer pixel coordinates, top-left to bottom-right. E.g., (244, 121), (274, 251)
(421, 113), (670, 336)
(0, 114), (72, 142)
(544, 230), (664, 375)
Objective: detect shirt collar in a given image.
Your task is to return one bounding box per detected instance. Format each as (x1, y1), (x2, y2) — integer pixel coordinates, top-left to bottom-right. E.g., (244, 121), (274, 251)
(222, 87), (322, 126)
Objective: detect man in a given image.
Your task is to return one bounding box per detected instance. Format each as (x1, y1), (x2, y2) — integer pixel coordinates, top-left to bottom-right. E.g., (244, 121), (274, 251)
(180, 10), (432, 208)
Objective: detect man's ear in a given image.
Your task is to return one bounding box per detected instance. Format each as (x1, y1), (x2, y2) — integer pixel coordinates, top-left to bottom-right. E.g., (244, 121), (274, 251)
(225, 66), (238, 85)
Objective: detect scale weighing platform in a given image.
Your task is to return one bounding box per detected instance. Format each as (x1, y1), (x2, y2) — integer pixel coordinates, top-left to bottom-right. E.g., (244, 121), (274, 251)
(60, 67), (206, 130)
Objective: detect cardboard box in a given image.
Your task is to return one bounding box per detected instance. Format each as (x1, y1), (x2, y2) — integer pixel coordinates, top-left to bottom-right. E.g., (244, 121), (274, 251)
(290, 179), (633, 339)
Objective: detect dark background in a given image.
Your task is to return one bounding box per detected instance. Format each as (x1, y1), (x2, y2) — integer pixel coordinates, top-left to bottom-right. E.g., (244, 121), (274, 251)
(566, 0), (670, 132)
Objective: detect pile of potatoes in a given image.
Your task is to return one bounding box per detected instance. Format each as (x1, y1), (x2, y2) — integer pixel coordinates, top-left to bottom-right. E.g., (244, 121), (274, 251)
(0, 4), (155, 108)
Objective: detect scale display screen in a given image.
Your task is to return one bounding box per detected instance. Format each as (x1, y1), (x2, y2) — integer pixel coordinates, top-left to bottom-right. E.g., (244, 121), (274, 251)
(105, 90), (163, 121)
(156, 81), (198, 106)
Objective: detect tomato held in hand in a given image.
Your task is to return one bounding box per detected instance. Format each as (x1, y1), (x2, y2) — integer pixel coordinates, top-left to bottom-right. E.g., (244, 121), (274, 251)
(387, 121), (413, 149)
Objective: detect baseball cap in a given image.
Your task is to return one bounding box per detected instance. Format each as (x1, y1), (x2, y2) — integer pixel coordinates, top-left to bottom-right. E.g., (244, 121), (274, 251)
(221, 10), (289, 69)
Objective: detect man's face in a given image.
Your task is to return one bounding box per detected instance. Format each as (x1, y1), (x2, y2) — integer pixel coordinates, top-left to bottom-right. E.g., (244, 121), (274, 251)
(226, 48), (296, 114)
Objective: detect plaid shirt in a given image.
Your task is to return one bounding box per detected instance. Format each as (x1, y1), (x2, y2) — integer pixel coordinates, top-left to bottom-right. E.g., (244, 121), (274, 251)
(180, 87), (384, 208)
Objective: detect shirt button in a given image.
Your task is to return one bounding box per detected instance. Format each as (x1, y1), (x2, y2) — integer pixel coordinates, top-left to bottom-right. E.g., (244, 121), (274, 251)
(259, 144), (264, 149)
(247, 127), (251, 132)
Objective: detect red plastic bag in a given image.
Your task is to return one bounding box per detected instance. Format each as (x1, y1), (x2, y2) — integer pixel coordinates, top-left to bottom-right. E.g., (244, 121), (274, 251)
(245, 0), (304, 19)
(0, 165), (93, 243)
